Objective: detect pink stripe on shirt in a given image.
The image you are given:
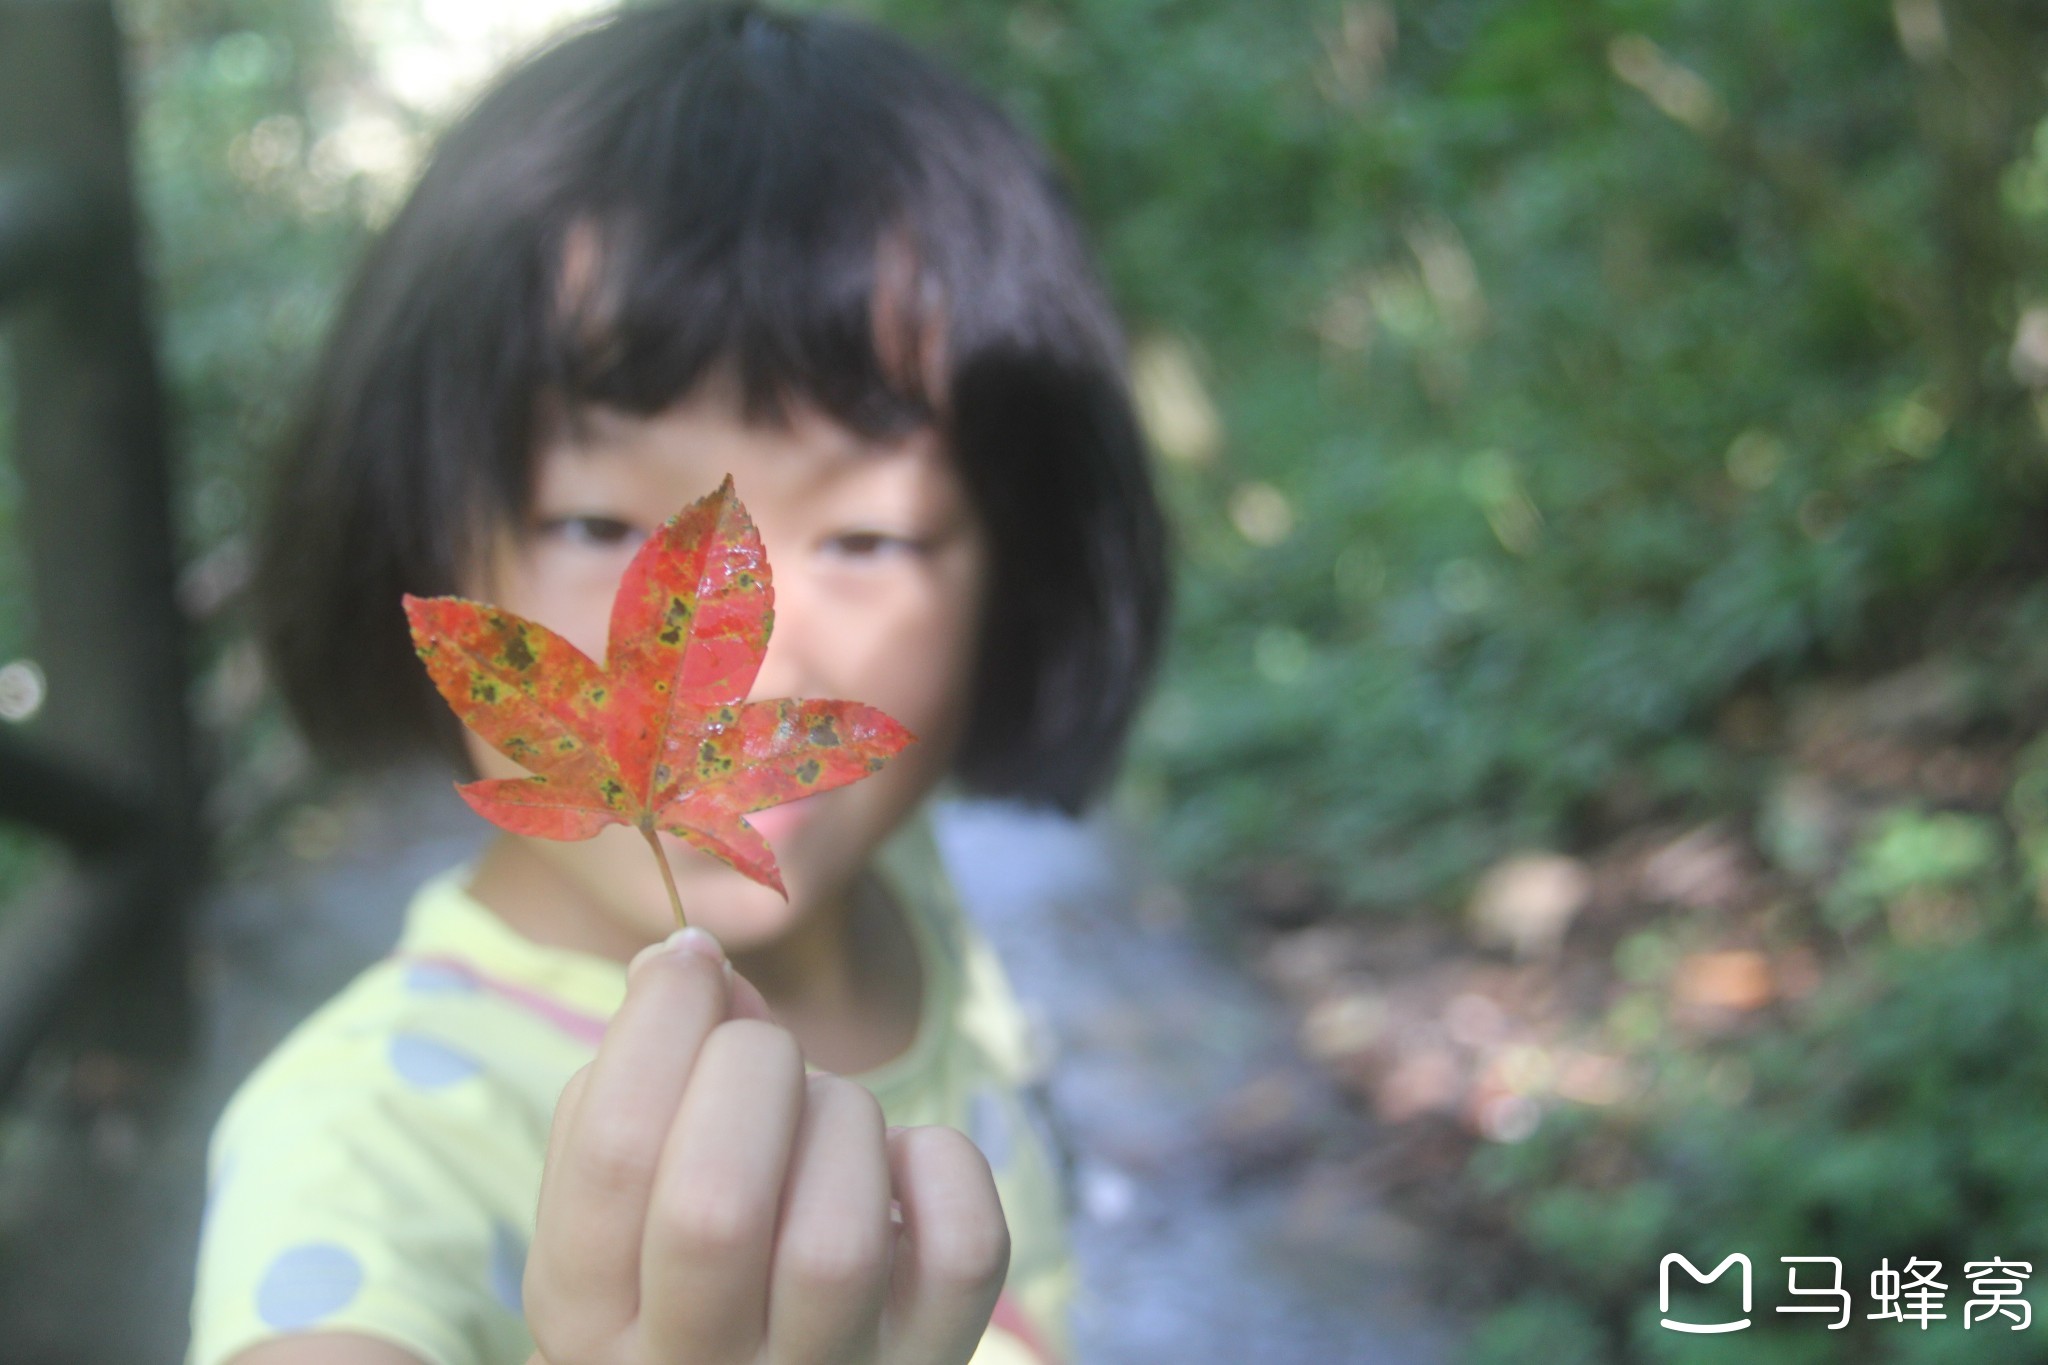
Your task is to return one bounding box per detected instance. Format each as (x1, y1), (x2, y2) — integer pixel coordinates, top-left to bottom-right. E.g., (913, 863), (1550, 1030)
(990, 1289), (1061, 1364)
(397, 954), (610, 1047)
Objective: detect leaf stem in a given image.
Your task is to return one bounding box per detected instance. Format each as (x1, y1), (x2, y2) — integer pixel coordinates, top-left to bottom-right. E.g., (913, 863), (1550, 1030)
(638, 823), (689, 929)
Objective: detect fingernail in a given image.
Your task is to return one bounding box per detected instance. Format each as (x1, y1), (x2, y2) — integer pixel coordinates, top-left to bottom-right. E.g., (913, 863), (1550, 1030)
(668, 926), (726, 964)
(628, 926), (725, 979)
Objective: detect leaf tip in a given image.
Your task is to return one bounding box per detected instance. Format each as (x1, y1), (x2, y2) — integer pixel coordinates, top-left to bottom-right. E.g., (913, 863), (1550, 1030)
(867, 707), (918, 753)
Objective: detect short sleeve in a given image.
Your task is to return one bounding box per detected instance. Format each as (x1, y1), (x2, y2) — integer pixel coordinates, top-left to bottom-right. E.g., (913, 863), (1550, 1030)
(187, 1020), (538, 1365)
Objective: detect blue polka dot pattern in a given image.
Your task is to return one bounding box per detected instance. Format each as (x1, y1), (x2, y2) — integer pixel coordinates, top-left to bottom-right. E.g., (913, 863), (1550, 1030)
(402, 961), (478, 994)
(967, 1087), (1012, 1168)
(256, 1242), (363, 1329)
(388, 1032), (483, 1089)
(488, 1220), (526, 1311)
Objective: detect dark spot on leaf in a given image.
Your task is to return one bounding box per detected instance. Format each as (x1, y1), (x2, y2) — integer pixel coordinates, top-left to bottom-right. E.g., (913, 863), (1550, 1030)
(809, 721), (840, 747)
(658, 627), (681, 645)
(470, 678), (500, 703)
(501, 635), (535, 671)
(867, 756), (885, 771)
(555, 736), (577, 753)
(796, 759), (821, 784)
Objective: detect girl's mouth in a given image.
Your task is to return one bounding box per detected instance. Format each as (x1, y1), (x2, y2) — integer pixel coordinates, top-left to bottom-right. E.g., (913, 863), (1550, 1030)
(743, 794), (819, 845)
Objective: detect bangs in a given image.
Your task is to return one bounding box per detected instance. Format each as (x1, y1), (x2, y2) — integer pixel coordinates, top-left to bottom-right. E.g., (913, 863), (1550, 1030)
(399, 0), (1125, 535)
(529, 11), (953, 448)
(546, 206), (943, 439)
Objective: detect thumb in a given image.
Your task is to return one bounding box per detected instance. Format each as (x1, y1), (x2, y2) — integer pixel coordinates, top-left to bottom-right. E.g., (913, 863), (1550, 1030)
(629, 926), (778, 1023)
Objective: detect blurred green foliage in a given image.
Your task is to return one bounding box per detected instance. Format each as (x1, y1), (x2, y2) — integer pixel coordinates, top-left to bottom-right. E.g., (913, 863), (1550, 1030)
(128, 0), (375, 562)
(1467, 877), (2048, 1359)
(0, 0), (382, 609)
(1438, 593), (2048, 1362)
(0, 0), (376, 901)
(864, 0), (2048, 917)
(1823, 807), (2002, 930)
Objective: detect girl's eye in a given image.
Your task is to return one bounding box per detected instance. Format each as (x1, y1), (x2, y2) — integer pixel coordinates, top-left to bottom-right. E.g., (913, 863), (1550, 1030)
(825, 530), (920, 559)
(538, 515), (645, 549)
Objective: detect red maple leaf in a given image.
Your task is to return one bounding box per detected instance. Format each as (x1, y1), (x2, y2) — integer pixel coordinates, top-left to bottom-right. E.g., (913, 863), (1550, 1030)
(402, 474), (916, 924)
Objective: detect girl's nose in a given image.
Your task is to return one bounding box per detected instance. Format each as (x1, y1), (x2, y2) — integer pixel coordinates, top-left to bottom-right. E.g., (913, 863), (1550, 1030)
(744, 564), (816, 705)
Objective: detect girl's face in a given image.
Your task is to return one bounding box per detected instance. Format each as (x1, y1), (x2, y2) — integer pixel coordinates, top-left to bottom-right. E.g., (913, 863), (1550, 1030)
(457, 376), (988, 965)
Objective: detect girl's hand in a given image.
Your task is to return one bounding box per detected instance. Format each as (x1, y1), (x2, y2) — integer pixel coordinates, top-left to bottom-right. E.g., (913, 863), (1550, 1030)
(523, 927), (1012, 1365)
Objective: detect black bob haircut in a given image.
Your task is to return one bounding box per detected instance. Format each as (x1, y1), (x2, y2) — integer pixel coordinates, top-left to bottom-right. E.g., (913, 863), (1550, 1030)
(253, 0), (1172, 816)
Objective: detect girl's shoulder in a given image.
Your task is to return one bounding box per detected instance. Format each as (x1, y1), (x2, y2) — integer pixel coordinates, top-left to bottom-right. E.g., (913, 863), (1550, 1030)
(210, 952), (433, 1145)
(192, 873), (582, 1365)
(207, 866), (609, 1176)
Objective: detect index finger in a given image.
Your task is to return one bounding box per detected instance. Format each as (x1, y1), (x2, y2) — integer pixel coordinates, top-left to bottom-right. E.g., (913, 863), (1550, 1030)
(530, 929), (733, 1335)
(725, 960), (776, 1025)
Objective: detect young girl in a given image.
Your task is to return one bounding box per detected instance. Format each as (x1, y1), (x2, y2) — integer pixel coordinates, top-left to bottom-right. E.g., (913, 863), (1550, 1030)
(188, 3), (1169, 1364)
